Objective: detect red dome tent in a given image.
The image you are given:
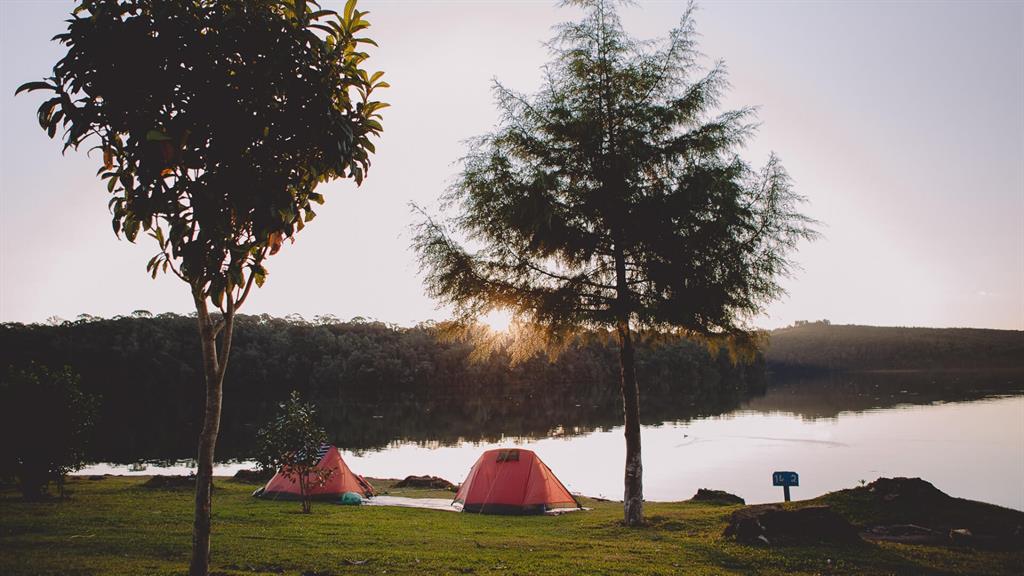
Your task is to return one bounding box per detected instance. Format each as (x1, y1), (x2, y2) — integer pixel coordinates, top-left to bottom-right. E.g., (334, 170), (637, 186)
(254, 445), (374, 501)
(454, 448), (580, 514)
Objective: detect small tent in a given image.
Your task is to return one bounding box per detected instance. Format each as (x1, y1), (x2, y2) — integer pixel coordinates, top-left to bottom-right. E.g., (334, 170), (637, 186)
(254, 445), (374, 501)
(454, 448), (580, 514)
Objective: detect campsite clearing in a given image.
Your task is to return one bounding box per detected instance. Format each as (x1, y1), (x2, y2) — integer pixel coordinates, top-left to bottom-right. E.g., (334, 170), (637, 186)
(2, 476), (1022, 576)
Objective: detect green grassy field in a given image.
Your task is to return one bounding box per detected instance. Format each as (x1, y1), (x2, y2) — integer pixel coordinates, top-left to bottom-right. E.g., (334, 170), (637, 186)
(1, 476), (1021, 576)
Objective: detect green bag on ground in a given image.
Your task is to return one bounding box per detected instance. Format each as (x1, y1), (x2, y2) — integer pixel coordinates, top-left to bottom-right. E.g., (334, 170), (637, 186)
(340, 492), (363, 505)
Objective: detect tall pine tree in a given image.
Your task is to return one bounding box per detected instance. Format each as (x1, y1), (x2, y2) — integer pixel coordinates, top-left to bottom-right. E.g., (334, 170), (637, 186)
(415, 0), (815, 526)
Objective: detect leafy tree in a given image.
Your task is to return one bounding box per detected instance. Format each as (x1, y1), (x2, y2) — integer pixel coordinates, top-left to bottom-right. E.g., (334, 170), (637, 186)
(255, 391), (331, 513)
(0, 364), (98, 500)
(17, 0), (386, 572)
(414, 0), (815, 526)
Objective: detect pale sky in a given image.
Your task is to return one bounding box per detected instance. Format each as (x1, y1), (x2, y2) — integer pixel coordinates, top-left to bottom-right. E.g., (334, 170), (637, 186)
(1, 0), (1022, 330)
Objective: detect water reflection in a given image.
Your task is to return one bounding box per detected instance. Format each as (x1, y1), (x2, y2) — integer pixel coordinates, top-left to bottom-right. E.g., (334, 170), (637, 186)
(82, 371), (1024, 511)
(90, 360), (766, 462)
(746, 370), (1024, 419)
(88, 370), (1024, 463)
(85, 393), (1024, 511)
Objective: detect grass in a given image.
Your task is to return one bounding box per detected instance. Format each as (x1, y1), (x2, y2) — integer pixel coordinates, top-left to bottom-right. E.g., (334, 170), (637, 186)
(1, 476), (1021, 576)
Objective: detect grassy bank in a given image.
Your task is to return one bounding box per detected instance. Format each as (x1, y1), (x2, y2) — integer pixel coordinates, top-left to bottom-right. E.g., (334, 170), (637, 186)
(2, 477), (1021, 575)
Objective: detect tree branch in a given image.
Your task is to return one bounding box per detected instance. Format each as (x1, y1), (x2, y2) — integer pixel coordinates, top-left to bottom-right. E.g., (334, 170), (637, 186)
(233, 254), (263, 311)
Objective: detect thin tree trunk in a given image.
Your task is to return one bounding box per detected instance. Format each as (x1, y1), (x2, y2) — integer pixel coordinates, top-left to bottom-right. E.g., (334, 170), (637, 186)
(617, 319), (644, 526)
(189, 293), (234, 576)
(300, 472), (311, 513)
(612, 231), (643, 526)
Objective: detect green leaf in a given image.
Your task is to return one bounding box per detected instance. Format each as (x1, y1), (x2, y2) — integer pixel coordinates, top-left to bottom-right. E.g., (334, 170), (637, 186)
(308, 24), (334, 35)
(211, 282), (224, 307)
(124, 219), (139, 242)
(308, 9), (337, 21)
(253, 265), (267, 288)
(15, 81), (53, 96)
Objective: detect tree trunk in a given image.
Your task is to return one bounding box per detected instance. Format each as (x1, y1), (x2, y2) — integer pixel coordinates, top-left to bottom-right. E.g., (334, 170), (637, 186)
(612, 222), (643, 526)
(617, 320), (644, 526)
(189, 294), (234, 576)
(299, 471), (311, 513)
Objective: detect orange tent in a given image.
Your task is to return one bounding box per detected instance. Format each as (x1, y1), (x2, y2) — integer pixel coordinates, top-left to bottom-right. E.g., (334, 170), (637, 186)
(454, 448), (580, 514)
(254, 445), (374, 501)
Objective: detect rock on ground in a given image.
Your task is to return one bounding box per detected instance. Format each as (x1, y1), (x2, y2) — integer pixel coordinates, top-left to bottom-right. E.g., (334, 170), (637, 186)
(393, 475), (457, 490)
(724, 505), (862, 546)
(689, 488), (744, 505)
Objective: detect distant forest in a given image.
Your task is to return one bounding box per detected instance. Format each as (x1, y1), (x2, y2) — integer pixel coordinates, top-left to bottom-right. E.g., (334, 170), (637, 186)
(0, 314), (763, 459)
(765, 321), (1024, 372)
(3, 315), (1021, 461)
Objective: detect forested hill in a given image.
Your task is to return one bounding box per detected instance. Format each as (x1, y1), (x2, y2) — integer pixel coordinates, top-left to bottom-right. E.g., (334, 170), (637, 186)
(0, 314), (763, 458)
(766, 322), (1024, 372)
(5, 314), (1020, 458)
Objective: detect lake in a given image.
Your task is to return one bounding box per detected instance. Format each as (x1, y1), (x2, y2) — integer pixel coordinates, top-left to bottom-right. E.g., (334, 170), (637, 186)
(80, 371), (1024, 510)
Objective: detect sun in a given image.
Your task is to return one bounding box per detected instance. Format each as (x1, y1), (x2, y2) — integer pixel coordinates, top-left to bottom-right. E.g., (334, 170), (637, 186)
(479, 309), (513, 333)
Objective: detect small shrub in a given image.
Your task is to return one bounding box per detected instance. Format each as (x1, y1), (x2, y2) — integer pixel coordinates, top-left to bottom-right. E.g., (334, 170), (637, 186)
(255, 391), (331, 513)
(0, 364), (98, 499)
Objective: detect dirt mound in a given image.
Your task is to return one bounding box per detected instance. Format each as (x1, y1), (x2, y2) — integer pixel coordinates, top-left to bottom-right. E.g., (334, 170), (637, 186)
(724, 504), (861, 546)
(393, 475), (456, 490)
(816, 477), (1024, 549)
(689, 488), (744, 505)
(866, 477), (948, 507)
(232, 469), (274, 483)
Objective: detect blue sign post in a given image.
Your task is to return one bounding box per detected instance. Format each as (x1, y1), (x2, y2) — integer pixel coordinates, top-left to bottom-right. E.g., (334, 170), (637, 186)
(772, 471), (799, 502)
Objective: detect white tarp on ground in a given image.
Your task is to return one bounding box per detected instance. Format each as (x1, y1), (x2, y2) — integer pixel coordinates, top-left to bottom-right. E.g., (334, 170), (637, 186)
(362, 496), (588, 514)
(363, 496), (462, 512)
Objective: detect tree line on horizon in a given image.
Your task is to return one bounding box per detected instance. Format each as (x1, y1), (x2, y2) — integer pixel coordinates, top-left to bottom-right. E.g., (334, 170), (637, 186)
(0, 313), (765, 463)
(767, 322), (1024, 373)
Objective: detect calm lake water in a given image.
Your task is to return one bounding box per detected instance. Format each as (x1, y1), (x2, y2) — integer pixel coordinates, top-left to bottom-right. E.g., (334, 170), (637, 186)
(80, 372), (1024, 510)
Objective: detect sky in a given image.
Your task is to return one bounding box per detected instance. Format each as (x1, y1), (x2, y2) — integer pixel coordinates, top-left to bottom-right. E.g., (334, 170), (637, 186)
(1, 0), (1022, 330)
